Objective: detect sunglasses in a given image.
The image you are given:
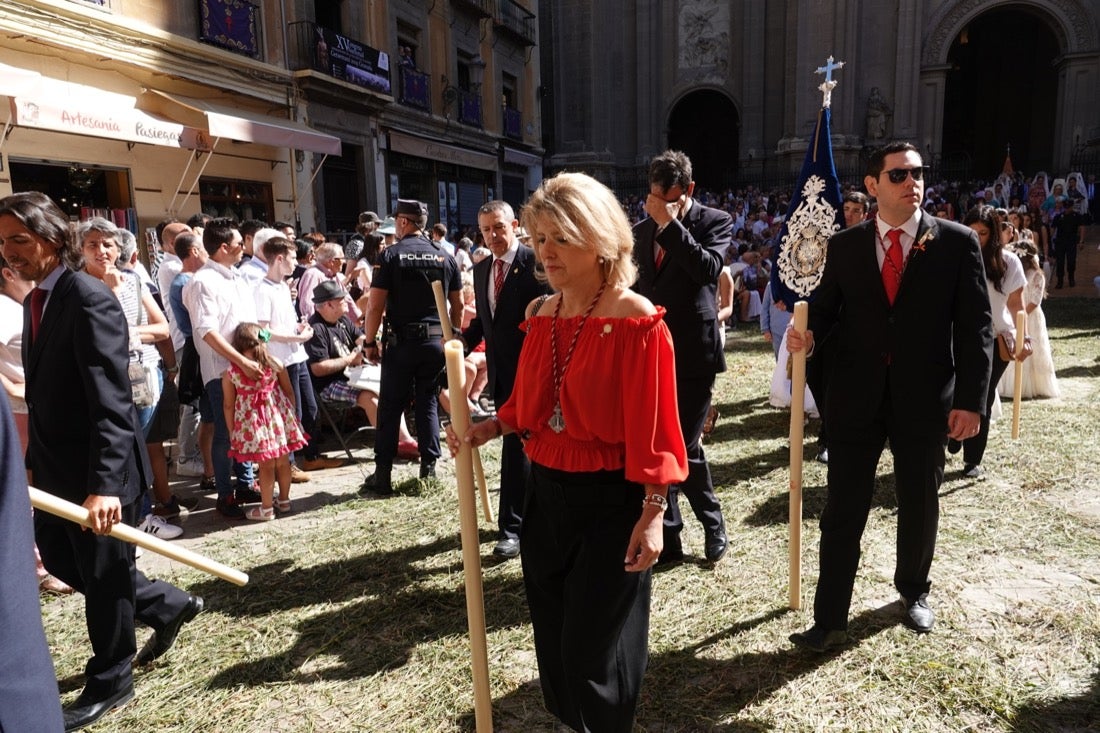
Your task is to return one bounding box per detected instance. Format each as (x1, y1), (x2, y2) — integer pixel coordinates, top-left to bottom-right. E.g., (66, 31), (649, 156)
(883, 167), (926, 184)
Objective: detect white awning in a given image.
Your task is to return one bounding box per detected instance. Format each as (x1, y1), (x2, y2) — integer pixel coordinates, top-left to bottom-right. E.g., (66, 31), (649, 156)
(139, 89), (342, 156)
(2, 71), (205, 150)
(0, 61), (42, 98)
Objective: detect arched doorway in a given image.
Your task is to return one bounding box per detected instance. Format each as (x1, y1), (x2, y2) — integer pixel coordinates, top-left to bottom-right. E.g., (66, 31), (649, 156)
(941, 7), (1058, 177)
(667, 90), (739, 190)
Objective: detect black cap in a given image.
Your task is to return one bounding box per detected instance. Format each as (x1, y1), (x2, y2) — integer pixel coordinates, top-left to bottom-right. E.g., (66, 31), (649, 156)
(358, 211), (380, 225)
(312, 280), (348, 304)
(393, 199), (429, 218)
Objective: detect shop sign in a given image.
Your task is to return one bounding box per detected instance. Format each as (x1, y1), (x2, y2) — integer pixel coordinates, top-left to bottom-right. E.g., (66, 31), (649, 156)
(389, 131), (496, 171)
(10, 96), (207, 150)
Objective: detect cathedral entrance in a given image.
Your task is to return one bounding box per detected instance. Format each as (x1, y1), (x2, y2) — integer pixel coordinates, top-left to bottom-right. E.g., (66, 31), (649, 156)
(941, 6), (1058, 178)
(667, 90), (739, 191)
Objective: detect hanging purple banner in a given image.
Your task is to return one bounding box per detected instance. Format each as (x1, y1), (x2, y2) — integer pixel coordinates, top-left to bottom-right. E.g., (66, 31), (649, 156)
(199, 0), (260, 59)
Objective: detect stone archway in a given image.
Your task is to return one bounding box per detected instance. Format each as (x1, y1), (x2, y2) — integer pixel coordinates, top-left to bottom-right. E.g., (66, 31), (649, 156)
(921, 0), (1100, 173)
(666, 89), (740, 191)
(941, 7), (1059, 176)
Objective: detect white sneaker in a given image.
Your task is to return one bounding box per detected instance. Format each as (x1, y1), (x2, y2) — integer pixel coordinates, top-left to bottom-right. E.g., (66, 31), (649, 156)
(176, 457), (205, 478)
(137, 514), (183, 540)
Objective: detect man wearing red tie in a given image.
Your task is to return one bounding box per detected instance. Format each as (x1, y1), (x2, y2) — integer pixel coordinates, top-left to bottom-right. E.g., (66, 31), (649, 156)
(632, 150), (731, 564)
(786, 142), (992, 652)
(461, 201), (549, 559)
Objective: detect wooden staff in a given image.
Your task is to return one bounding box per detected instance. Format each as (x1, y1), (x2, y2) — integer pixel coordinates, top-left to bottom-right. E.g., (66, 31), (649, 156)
(29, 487), (249, 586)
(432, 280), (494, 523)
(1011, 309), (1026, 440)
(443, 341), (493, 733)
(788, 301), (809, 610)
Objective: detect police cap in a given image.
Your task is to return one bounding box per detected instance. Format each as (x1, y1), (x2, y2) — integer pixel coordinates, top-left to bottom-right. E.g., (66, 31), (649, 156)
(393, 199), (429, 218)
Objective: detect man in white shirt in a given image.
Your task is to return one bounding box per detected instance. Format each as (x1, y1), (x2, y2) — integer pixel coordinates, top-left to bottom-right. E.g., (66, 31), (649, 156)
(183, 218), (262, 518)
(239, 227), (280, 286)
(430, 222), (456, 255)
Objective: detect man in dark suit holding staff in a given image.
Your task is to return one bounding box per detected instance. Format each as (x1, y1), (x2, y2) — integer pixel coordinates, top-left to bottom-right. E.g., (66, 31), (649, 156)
(632, 150), (730, 564)
(461, 200), (550, 559)
(786, 142), (992, 651)
(0, 192), (202, 730)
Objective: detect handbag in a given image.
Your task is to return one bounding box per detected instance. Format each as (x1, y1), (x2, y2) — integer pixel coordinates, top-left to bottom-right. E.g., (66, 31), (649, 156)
(128, 275), (162, 408)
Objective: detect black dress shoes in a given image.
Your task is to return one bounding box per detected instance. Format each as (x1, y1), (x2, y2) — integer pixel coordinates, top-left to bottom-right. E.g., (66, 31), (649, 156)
(63, 683), (134, 731)
(360, 465), (393, 496)
(789, 625), (850, 653)
(135, 595), (204, 666)
(902, 594), (935, 633)
(704, 525), (728, 563)
(656, 541), (684, 567)
(492, 537), (521, 559)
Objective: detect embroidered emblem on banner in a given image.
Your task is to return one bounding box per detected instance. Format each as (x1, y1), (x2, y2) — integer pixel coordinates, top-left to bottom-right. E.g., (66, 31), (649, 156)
(777, 175), (838, 297)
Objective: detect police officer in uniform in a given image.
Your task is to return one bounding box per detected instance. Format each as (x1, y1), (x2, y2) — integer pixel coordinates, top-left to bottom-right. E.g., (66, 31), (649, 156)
(361, 199), (463, 493)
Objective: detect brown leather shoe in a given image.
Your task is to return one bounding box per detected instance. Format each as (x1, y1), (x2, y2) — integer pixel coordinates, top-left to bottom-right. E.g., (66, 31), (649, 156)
(290, 465), (312, 483)
(300, 456), (345, 471)
(39, 574), (74, 595)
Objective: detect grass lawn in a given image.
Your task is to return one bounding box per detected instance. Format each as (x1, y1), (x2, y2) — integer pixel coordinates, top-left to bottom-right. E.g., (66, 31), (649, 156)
(41, 297), (1100, 732)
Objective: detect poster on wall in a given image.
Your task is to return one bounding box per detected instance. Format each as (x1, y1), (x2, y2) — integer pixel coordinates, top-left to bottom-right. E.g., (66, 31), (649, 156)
(312, 27), (391, 95)
(437, 181), (448, 232)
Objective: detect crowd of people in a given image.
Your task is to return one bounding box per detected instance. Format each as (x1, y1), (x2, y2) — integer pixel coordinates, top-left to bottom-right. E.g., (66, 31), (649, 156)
(0, 143), (1092, 730)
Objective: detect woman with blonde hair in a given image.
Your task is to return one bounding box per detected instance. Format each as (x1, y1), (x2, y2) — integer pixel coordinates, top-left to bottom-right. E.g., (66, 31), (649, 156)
(448, 172), (686, 732)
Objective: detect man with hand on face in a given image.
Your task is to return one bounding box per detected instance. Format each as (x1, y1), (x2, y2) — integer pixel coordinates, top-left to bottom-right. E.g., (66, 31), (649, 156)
(786, 142), (992, 652)
(632, 150), (730, 565)
(461, 201), (550, 559)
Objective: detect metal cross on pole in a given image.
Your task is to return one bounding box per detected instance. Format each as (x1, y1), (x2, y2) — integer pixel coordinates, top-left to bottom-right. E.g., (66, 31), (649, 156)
(814, 55), (845, 108)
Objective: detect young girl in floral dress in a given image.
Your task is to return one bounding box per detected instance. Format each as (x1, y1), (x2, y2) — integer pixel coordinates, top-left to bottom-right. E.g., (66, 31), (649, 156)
(223, 323), (308, 521)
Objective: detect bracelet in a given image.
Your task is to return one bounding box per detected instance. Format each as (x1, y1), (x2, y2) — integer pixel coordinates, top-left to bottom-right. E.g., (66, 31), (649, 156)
(165, 365), (179, 374)
(363, 341), (378, 348)
(642, 494), (668, 511)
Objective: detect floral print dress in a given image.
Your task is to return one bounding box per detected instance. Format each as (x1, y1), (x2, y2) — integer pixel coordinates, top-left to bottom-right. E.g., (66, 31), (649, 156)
(227, 364), (307, 462)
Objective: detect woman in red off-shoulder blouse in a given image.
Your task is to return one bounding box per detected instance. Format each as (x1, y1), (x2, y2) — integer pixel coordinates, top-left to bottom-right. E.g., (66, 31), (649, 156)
(448, 172), (687, 733)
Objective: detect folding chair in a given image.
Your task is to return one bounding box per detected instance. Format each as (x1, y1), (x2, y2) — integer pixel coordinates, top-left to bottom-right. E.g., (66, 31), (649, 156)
(313, 389), (374, 463)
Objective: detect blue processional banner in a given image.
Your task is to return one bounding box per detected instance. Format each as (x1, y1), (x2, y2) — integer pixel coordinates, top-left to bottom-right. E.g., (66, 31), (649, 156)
(771, 106), (844, 310)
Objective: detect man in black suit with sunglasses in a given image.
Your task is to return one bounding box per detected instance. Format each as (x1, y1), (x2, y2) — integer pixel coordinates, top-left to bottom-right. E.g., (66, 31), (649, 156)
(786, 142), (992, 651)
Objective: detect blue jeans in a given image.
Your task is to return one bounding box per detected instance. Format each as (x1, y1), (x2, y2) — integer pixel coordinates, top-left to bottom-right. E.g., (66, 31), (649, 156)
(204, 377), (253, 499)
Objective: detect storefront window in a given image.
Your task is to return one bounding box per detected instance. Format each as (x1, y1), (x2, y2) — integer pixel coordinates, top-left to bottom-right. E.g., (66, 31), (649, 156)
(9, 159), (135, 231)
(199, 177), (274, 222)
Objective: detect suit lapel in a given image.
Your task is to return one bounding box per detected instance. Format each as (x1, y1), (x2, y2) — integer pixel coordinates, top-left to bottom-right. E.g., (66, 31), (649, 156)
(28, 268), (75, 373)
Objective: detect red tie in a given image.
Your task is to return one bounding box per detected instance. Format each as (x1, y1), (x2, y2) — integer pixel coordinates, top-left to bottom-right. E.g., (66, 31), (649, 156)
(30, 287), (47, 343)
(655, 246), (666, 269)
(493, 258), (507, 302)
(882, 229), (904, 305)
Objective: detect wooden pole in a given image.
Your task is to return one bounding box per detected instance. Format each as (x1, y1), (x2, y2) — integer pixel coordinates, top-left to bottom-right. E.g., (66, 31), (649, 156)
(1011, 309), (1026, 440)
(788, 301), (809, 610)
(432, 280), (494, 523)
(29, 487), (249, 586)
(443, 341), (493, 733)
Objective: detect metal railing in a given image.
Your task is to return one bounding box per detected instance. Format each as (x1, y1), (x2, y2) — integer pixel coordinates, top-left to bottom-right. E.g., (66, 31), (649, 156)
(497, 0), (537, 45)
(503, 106), (522, 140)
(456, 88), (482, 127)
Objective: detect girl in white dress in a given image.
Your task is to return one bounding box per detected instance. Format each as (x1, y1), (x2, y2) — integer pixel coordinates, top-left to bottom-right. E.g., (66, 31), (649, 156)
(998, 234), (1060, 399)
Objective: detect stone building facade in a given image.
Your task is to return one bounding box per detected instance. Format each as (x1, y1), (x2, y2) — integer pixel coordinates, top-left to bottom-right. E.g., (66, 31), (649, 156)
(540, 0), (1100, 191)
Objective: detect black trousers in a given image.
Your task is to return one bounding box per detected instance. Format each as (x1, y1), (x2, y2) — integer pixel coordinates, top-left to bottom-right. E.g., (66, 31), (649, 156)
(962, 348), (1010, 466)
(663, 375), (724, 545)
(497, 432), (529, 540)
(1052, 240), (1077, 282)
(521, 464), (650, 733)
(375, 338), (444, 465)
(812, 395), (946, 631)
(35, 497), (191, 698)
